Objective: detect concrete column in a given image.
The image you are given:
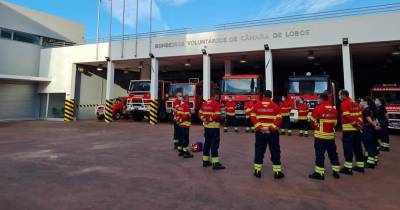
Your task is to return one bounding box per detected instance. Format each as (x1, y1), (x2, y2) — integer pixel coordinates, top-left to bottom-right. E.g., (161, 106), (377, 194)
(106, 61), (115, 100)
(140, 65), (151, 80)
(342, 44), (355, 98)
(150, 58), (159, 100)
(224, 60), (232, 75)
(203, 54), (211, 100)
(67, 64), (78, 100)
(265, 49), (274, 95)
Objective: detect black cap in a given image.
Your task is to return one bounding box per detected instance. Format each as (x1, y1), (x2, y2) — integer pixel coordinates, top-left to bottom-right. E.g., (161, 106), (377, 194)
(320, 93), (329, 102)
(264, 90), (272, 98)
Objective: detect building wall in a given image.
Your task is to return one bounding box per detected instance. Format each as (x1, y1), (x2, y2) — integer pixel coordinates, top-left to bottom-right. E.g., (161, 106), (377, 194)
(38, 12), (400, 97)
(0, 0), (85, 43)
(0, 39), (41, 76)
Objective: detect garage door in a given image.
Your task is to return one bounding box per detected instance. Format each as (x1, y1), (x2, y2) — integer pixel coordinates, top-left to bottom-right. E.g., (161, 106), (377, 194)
(0, 82), (37, 120)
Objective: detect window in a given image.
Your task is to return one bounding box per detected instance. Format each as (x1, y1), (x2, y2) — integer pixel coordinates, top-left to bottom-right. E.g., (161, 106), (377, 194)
(13, 31), (40, 44)
(1, 29), (12, 39)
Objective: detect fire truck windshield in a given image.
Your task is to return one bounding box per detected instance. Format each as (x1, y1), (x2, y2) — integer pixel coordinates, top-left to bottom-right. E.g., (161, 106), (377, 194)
(222, 78), (259, 95)
(372, 91), (400, 104)
(289, 80), (328, 94)
(169, 84), (195, 97)
(129, 81), (150, 93)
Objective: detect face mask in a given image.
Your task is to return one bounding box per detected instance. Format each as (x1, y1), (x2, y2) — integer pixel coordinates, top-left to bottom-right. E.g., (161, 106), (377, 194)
(375, 100), (381, 107)
(228, 98), (232, 102)
(178, 96), (183, 101)
(360, 101), (367, 108)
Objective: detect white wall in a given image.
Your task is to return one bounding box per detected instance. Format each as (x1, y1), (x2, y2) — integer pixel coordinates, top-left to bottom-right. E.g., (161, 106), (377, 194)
(0, 39), (41, 76)
(0, 0), (85, 43)
(39, 12), (400, 96)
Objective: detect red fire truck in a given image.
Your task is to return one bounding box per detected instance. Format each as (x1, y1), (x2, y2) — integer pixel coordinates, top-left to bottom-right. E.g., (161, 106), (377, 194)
(371, 84), (400, 130)
(165, 79), (203, 118)
(220, 74), (263, 118)
(126, 80), (170, 121)
(287, 72), (336, 121)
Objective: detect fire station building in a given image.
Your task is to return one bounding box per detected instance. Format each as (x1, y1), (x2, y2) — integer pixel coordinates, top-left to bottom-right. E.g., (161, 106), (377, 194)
(1, 1), (400, 121)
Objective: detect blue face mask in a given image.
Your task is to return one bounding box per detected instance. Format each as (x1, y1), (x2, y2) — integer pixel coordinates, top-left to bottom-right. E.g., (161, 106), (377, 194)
(360, 101), (367, 108)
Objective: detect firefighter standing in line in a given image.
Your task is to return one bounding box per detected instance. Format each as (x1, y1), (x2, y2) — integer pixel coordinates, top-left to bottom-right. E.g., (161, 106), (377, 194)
(224, 96), (238, 132)
(308, 93), (340, 180)
(251, 90), (285, 179)
(338, 89), (365, 175)
(176, 95), (194, 158)
(280, 96), (293, 135)
(375, 97), (390, 152)
(171, 92), (182, 150)
(199, 96), (226, 170)
(297, 97), (310, 137)
(244, 96), (256, 133)
(360, 97), (380, 168)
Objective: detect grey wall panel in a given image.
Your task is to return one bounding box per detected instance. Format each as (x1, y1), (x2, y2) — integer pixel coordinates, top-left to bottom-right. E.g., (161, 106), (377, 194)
(0, 82), (37, 120)
(0, 39), (41, 76)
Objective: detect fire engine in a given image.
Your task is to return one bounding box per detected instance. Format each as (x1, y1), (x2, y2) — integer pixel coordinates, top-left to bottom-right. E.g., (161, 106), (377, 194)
(220, 74), (263, 118)
(126, 80), (170, 121)
(371, 84), (400, 130)
(95, 96), (128, 120)
(165, 79), (203, 118)
(287, 72), (336, 121)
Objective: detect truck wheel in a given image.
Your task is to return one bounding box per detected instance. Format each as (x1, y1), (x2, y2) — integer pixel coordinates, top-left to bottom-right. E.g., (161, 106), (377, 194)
(114, 111), (122, 120)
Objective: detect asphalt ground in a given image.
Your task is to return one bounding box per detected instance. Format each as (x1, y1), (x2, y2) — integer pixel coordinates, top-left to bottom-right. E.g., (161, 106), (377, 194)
(0, 120), (399, 210)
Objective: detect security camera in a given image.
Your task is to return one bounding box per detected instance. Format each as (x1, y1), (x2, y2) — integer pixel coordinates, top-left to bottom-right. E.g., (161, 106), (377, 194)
(105, 57), (110, 62)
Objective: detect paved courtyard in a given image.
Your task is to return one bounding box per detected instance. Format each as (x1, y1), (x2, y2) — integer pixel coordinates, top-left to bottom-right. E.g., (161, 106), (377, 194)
(0, 120), (399, 210)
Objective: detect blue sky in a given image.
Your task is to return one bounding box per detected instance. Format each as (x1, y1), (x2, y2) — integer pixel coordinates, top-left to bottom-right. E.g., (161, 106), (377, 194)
(5, 0), (400, 41)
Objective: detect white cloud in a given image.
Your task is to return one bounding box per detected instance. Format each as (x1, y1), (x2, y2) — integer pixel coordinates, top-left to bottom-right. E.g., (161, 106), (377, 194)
(257, 0), (352, 19)
(103, 0), (169, 30)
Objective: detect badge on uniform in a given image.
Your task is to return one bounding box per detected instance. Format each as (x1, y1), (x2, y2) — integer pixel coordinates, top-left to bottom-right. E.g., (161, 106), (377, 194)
(192, 141), (203, 152)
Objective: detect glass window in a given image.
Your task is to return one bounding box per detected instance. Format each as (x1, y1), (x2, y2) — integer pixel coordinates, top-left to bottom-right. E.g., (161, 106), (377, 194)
(372, 91), (400, 104)
(288, 80), (328, 94)
(222, 78), (259, 95)
(47, 93), (66, 118)
(129, 81), (151, 93)
(169, 84), (195, 97)
(1, 29), (12, 39)
(13, 31), (40, 44)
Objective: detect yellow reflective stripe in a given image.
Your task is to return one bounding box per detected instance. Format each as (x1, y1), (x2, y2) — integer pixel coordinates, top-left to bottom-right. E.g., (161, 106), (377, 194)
(203, 122), (220, 128)
(203, 156), (209, 161)
(250, 113), (256, 117)
(320, 119), (337, 123)
(256, 115), (277, 119)
(356, 162), (365, 167)
(272, 164), (282, 172)
(254, 122), (262, 128)
(342, 111), (350, 115)
(180, 121), (192, 126)
(332, 165), (340, 172)
(211, 157), (220, 163)
(254, 164), (262, 171)
(262, 102), (270, 105)
(344, 161), (353, 168)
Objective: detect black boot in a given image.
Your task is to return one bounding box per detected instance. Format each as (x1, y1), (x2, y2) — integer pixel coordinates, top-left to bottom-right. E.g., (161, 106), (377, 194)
(203, 161), (212, 167)
(304, 133), (308, 137)
(309, 172), (324, 180)
(380, 147), (390, 152)
(178, 150), (184, 157)
(333, 171), (340, 179)
(212, 162), (225, 170)
(274, 172), (285, 179)
(365, 163), (375, 169)
(299, 132), (303, 137)
(353, 166), (365, 173)
(253, 170), (261, 178)
(339, 167), (353, 175)
(224, 127), (228, 133)
(183, 151), (194, 158)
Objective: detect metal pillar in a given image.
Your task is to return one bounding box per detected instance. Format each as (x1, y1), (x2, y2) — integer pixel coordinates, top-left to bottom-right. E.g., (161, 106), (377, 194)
(265, 49), (274, 95)
(203, 54), (211, 100)
(342, 44), (355, 98)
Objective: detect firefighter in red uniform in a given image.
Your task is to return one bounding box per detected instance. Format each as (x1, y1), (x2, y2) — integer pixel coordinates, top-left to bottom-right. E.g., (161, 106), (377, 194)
(244, 96), (256, 133)
(308, 93), (340, 180)
(297, 97), (310, 137)
(251, 90), (284, 179)
(280, 96), (293, 135)
(171, 92), (182, 149)
(224, 96), (238, 132)
(176, 95), (193, 158)
(338, 89), (364, 175)
(199, 97), (225, 170)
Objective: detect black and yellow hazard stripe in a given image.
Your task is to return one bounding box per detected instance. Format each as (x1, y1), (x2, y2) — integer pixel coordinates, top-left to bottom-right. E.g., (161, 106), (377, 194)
(76, 104), (99, 108)
(149, 100), (158, 125)
(64, 99), (75, 122)
(105, 99), (114, 123)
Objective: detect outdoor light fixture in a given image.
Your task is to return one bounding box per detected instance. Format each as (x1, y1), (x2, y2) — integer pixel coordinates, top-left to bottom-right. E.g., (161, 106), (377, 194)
(240, 55), (247, 64)
(149, 53), (155, 58)
(392, 46), (400, 56)
(343, 38), (349, 45)
(77, 67), (84, 73)
(201, 49), (207, 55)
(306, 72), (312, 76)
(185, 59), (191, 67)
(264, 44), (270, 51)
(96, 65), (103, 71)
(105, 57), (110, 62)
(307, 51), (316, 60)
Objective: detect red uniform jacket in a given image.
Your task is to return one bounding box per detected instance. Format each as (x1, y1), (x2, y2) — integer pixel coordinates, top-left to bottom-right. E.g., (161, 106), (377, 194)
(176, 100), (191, 128)
(297, 103), (309, 120)
(340, 98), (362, 131)
(199, 99), (221, 128)
(310, 102), (338, 140)
(279, 100), (293, 117)
(225, 101), (236, 116)
(172, 98), (180, 121)
(251, 98), (282, 132)
(244, 101), (256, 119)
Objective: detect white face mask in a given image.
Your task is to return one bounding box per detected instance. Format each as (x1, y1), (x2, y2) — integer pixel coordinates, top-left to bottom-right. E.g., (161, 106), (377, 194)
(228, 98), (232, 102)
(375, 99), (381, 107)
(178, 96), (183, 101)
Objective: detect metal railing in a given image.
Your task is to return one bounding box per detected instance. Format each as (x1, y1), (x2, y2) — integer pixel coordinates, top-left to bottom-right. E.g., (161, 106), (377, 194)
(63, 3), (400, 47)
